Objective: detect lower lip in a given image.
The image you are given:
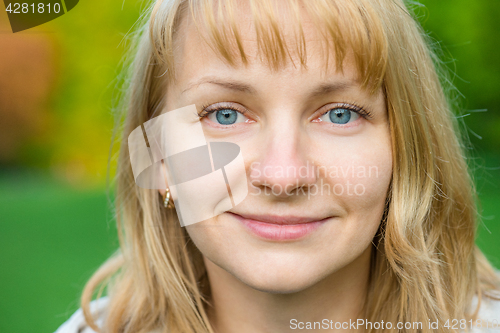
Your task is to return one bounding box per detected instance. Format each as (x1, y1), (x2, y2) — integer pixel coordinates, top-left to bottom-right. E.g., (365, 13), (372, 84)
(232, 214), (328, 241)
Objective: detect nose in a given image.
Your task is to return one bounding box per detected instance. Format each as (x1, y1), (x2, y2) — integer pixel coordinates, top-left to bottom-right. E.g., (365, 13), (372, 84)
(249, 122), (317, 198)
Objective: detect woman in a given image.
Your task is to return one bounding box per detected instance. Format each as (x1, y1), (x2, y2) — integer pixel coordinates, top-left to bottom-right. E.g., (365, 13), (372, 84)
(56, 0), (500, 332)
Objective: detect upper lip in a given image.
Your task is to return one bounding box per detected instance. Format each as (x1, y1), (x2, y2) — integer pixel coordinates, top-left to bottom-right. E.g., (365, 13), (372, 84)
(228, 212), (331, 225)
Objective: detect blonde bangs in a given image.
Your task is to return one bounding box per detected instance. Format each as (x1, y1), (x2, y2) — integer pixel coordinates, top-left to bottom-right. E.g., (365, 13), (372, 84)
(150, 0), (388, 92)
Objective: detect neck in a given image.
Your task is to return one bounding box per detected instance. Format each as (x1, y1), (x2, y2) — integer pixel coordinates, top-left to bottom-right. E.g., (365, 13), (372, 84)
(204, 246), (372, 333)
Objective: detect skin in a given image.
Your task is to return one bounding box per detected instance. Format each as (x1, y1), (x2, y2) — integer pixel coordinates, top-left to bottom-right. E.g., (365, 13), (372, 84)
(160, 6), (392, 333)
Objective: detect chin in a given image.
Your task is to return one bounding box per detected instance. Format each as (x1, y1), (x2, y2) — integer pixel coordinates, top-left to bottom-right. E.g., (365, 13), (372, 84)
(225, 254), (341, 294)
(236, 270), (324, 294)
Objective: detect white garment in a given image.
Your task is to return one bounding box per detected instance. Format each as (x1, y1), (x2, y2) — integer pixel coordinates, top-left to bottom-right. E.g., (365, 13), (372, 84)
(54, 297), (108, 333)
(54, 293), (500, 333)
(469, 290), (500, 332)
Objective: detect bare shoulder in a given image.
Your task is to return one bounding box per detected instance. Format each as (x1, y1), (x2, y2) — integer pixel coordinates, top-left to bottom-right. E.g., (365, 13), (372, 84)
(54, 297), (109, 333)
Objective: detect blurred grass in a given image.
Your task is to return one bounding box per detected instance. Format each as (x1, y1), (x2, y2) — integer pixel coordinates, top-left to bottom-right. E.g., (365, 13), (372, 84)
(474, 152), (500, 268)
(0, 171), (117, 333)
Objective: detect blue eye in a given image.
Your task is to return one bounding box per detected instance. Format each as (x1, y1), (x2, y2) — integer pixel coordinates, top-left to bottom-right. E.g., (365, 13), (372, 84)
(204, 107), (248, 125)
(216, 109), (238, 125)
(329, 108), (352, 124)
(317, 107), (360, 124)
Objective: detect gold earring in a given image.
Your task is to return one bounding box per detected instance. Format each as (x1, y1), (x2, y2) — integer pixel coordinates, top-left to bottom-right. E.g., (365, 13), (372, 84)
(163, 188), (174, 208)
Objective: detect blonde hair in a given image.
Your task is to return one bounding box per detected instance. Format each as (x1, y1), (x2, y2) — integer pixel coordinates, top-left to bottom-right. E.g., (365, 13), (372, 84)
(82, 0), (500, 332)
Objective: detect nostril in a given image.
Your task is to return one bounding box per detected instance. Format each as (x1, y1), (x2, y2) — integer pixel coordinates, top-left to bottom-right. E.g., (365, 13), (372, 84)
(247, 159), (319, 199)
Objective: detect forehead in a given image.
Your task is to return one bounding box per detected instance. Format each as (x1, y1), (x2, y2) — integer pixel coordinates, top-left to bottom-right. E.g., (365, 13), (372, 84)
(172, 5), (356, 87)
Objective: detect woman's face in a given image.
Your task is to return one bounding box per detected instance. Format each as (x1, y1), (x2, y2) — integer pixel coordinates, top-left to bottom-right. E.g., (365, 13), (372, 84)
(164, 11), (392, 293)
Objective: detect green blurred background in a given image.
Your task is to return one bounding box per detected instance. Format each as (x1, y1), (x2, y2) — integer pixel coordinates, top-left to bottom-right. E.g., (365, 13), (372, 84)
(0, 1), (499, 332)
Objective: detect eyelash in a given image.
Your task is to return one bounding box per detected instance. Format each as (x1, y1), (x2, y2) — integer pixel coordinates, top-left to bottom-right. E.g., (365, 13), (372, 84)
(317, 102), (373, 120)
(199, 103), (250, 120)
(198, 102), (373, 122)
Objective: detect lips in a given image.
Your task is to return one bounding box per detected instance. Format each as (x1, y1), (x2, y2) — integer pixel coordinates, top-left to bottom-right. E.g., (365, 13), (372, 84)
(229, 212), (330, 241)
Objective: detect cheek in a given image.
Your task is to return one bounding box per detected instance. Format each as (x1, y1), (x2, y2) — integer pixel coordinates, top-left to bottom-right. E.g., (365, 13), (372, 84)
(184, 215), (238, 260)
(311, 132), (392, 258)
(313, 129), (392, 213)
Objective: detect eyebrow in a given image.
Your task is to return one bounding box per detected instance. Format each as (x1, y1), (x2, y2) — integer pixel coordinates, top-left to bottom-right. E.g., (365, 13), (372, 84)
(180, 77), (354, 97)
(181, 77), (256, 95)
(308, 81), (354, 98)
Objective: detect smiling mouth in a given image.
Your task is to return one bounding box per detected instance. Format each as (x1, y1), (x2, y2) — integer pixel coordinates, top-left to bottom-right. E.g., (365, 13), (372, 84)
(228, 212), (331, 241)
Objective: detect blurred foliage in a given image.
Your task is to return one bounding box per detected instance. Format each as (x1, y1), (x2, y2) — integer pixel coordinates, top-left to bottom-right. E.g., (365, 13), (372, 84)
(40, 0), (143, 185)
(0, 0), (143, 185)
(0, 20), (55, 163)
(417, 0), (500, 154)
